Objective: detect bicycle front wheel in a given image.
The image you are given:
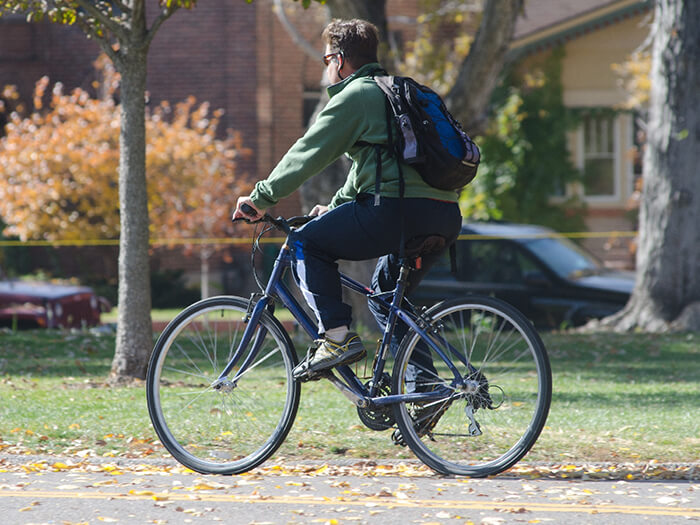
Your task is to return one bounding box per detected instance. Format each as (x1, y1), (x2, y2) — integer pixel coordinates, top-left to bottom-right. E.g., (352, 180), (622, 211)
(146, 296), (300, 475)
(392, 296), (551, 477)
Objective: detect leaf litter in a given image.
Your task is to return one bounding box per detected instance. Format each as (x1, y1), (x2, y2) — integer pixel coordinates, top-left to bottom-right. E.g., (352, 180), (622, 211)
(0, 455), (697, 480)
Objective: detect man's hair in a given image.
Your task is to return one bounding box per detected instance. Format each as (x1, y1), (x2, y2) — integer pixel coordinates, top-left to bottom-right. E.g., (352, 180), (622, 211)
(322, 19), (379, 69)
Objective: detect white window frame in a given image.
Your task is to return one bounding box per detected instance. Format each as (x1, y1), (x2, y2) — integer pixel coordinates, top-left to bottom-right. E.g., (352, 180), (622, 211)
(576, 114), (621, 203)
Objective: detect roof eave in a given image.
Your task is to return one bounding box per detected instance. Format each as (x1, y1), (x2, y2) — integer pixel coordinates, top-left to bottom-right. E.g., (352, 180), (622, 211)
(507, 0), (652, 62)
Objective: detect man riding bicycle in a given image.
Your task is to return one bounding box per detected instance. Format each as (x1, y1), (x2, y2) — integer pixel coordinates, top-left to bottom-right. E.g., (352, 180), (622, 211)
(232, 19), (461, 379)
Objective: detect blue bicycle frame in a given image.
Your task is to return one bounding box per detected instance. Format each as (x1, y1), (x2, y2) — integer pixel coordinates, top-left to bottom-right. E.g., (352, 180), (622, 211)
(215, 239), (471, 409)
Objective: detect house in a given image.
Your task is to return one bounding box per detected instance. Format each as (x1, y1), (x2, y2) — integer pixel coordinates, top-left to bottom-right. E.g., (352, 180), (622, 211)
(509, 0), (652, 267)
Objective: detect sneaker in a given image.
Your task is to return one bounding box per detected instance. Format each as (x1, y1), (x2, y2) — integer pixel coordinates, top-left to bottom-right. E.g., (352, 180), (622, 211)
(293, 332), (366, 380)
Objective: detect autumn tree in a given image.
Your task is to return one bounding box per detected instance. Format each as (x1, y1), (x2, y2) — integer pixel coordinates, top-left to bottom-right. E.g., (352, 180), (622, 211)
(0, 0), (321, 382)
(0, 0), (194, 382)
(603, 0), (700, 332)
(146, 95), (252, 299)
(0, 66), (250, 306)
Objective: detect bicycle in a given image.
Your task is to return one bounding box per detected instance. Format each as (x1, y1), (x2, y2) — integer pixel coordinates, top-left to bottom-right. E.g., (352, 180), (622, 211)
(146, 208), (552, 477)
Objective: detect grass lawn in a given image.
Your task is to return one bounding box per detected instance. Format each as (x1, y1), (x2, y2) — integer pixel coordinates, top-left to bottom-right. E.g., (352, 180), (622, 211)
(0, 328), (698, 467)
(100, 307), (297, 324)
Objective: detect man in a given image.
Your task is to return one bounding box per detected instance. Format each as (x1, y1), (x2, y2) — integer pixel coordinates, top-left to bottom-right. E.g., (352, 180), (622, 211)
(232, 19), (461, 377)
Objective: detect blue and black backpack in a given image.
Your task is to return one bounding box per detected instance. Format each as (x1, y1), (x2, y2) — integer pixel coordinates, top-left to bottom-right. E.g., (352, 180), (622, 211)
(368, 74), (480, 195)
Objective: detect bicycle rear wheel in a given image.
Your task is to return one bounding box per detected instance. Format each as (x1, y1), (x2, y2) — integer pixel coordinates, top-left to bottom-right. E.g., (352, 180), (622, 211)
(146, 296), (300, 475)
(392, 296), (551, 477)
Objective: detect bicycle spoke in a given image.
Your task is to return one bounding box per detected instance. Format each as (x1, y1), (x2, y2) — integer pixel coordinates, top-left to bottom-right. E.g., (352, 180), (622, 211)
(147, 297), (300, 475)
(392, 297), (551, 477)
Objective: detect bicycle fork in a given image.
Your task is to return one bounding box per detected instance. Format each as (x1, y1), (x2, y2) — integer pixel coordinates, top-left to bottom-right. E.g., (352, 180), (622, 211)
(212, 246), (293, 389)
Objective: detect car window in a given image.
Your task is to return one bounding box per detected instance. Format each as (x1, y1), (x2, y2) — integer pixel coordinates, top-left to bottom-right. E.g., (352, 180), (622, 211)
(524, 237), (600, 278)
(457, 240), (537, 284)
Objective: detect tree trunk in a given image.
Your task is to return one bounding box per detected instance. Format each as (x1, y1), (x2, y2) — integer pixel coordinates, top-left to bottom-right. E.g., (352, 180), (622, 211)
(606, 0), (700, 332)
(445, 0), (523, 135)
(110, 46), (153, 382)
(200, 247), (211, 300)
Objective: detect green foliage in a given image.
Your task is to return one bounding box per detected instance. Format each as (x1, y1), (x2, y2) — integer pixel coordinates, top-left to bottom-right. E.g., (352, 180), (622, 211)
(461, 48), (586, 232)
(293, 0), (325, 7)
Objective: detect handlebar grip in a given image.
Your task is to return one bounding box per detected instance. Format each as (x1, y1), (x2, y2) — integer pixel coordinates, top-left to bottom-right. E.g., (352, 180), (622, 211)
(241, 203), (258, 217)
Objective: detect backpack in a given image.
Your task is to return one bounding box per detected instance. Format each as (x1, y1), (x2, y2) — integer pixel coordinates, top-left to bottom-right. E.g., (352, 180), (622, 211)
(372, 74), (480, 192)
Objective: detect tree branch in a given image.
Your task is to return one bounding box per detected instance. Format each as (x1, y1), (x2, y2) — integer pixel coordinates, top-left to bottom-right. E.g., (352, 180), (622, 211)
(112, 0), (132, 16)
(444, 0), (523, 134)
(74, 0), (128, 42)
(143, 4), (179, 50)
(273, 0), (321, 61)
(73, 12), (122, 67)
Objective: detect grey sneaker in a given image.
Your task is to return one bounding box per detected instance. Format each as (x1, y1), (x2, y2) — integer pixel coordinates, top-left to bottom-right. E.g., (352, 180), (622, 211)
(308, 332), (366, 371)
(292, 332), (366, 380)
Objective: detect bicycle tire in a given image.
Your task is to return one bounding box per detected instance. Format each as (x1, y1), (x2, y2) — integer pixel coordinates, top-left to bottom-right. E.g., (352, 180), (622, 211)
(391, 296), (551, 477)
(146, 296), (300, 475)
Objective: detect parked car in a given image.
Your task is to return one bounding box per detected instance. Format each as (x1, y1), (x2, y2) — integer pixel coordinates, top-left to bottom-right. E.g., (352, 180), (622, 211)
(412, 222), (634, 329)
(0, 280), (109, 329)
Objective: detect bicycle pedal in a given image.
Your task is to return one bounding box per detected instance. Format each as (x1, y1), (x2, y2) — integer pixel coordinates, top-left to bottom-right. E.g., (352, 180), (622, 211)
(292, 363), (330, 383)
(294, 370), (325, 383)
(391, 429), (408, 447)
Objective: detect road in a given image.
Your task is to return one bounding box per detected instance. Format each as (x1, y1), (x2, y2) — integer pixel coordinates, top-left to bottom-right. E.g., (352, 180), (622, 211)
(0, 455), (698, 524)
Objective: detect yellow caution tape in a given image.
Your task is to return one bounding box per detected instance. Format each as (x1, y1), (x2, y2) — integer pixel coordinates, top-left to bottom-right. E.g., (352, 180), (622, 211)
(0, 231), (637, 248)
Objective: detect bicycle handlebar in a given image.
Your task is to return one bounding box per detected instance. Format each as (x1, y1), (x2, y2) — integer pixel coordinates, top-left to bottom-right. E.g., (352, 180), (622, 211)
(232, 203), (313, 234)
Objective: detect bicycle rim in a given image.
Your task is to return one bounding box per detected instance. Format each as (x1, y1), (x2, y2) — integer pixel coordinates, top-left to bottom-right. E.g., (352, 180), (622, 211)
(392, 297), (551, 477)
(146, 296), (300, 475)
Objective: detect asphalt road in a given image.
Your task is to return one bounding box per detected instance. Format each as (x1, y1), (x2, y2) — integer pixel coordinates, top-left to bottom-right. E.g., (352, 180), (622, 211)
(0, 456), (698, 525)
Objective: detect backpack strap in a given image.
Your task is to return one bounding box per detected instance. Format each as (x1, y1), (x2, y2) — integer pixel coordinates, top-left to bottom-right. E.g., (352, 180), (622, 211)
(379, 91), (407, 261)
(374, 76), (419, 163)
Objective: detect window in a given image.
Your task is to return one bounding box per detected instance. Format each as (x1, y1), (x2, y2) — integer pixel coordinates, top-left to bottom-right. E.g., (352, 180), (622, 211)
(458, 241), (540, 285)
(581, 114), (617, 198)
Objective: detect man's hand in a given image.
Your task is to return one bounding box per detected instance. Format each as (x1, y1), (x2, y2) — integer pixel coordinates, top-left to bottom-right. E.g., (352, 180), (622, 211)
(232, 196), (262, 221)
(309, 204), (329, 217)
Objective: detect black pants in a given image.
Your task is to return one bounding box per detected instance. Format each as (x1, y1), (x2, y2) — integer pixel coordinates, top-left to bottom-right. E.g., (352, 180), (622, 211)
(288, 193), (461, 336)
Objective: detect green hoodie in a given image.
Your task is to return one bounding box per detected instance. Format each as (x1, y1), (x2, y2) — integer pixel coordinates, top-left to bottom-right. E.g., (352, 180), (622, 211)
(249, 63), (459, 210)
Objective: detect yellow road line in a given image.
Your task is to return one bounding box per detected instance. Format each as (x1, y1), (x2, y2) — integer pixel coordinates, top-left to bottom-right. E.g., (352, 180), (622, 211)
(0, 490), (697, 517)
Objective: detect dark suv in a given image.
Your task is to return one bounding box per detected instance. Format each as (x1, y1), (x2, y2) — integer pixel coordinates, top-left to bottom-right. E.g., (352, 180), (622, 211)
(412, 222), (634, 328)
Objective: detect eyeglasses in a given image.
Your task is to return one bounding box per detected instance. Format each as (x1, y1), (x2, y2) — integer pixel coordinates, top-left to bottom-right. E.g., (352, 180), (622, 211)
(322, 51), (342, 66)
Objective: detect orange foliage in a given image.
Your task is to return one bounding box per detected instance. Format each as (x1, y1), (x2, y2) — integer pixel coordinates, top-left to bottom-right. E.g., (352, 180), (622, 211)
(0, 57), (251, 247)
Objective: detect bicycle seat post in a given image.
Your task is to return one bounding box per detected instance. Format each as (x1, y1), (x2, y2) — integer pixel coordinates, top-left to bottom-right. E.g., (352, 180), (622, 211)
(370, 259), (412, 395)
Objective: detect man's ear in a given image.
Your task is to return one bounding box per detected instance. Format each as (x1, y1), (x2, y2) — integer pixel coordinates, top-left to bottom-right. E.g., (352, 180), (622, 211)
(338, 51), (345, 70)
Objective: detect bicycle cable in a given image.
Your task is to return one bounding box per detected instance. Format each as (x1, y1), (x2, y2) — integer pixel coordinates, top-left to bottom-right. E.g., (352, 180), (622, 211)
(250, 222), (275, 293)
